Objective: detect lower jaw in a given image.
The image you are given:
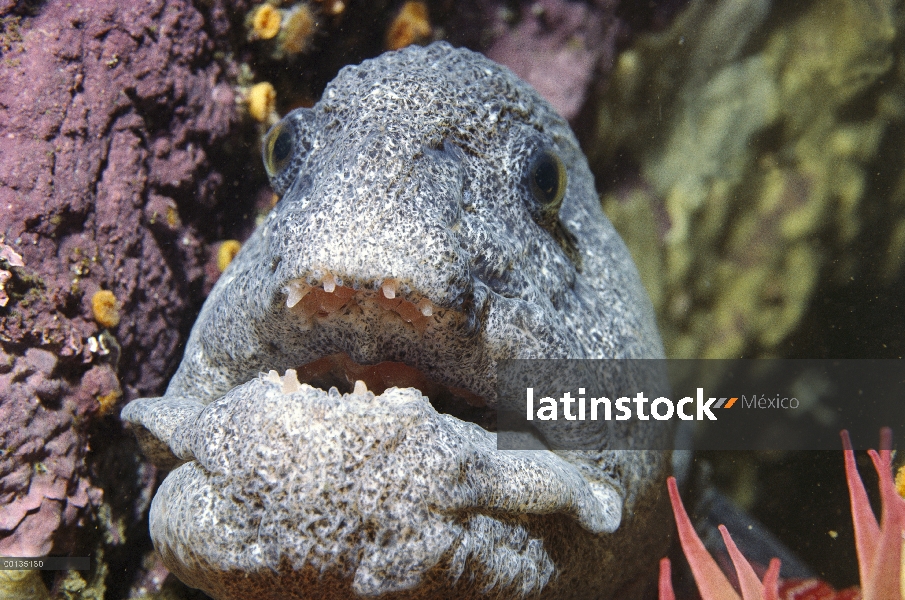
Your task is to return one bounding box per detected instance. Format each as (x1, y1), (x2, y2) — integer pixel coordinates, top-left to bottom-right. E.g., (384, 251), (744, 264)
(295, 352), (497, 431)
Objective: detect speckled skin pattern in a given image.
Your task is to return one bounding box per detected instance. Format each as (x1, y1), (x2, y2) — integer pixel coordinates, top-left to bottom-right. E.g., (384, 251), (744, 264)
(122, 42), (671, 599)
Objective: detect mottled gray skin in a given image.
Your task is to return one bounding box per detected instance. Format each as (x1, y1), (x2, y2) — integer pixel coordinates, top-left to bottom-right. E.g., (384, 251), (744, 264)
(122, 42), (671, 599)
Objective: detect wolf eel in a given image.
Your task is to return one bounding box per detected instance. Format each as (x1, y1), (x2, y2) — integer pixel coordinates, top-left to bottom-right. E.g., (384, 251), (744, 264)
(122, 42), (671, 600)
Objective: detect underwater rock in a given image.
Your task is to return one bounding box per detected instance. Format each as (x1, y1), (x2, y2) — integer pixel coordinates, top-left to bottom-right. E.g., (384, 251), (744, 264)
(0, 569), (51, 600)
(0, 346), (108, 556)
(0, 0), (244, 585)
(438, 0), (689, 122)
(593, 0), (905, 358)
(484, 0), (618, 121)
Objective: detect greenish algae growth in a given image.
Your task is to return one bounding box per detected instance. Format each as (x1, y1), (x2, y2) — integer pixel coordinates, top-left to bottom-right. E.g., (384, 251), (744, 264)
(58, 560), (108, 600)
(594, 0), (905, 358)
(0, 569), (50, 600)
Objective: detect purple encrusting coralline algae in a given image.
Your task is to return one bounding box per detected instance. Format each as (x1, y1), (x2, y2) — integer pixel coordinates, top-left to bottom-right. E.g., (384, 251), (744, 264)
(0, 0), (245, 561)
(0, 348), (113, 556)
(485, 0), (619, 121)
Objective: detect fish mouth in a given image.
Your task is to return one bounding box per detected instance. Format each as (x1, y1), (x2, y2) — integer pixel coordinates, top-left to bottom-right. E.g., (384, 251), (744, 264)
(292, 353), (495, 431)
(278, 272), (496, 431)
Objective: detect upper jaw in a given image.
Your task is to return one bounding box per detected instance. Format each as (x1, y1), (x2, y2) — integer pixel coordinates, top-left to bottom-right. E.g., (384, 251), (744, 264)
(271, 268), (497, 417)
(280, 272), (440, 331)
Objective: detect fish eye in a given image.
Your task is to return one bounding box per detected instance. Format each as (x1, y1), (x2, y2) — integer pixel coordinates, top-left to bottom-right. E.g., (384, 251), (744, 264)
(263, 121), (294, 177)
(525, 147), (581, 270)
(529, 150), (567, 209)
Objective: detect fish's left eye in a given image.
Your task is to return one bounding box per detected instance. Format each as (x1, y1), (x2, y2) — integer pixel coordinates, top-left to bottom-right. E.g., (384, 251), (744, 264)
(263, 120), (295, 177)
(529, 150), (567, 210)
(524, 147), (581, 271)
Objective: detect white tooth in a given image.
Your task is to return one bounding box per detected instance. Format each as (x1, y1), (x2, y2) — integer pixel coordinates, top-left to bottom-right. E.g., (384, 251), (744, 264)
(265, 369), (281, 384)
(418, 299), (433, 317)
(323, 274), (336, 293)
(382, 280), (396, 299)
(282, 368), (301, 394)
(285, 280), (310, 308)
(353, 380), (368, 395)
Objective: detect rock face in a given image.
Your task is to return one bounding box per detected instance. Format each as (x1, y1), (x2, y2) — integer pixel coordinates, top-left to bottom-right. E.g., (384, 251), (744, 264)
(0, 0), (242, 567)
(484, 0), (619, 121)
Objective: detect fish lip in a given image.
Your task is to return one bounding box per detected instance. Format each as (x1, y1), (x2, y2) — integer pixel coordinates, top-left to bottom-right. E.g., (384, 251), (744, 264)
(291, 352), (496, 431)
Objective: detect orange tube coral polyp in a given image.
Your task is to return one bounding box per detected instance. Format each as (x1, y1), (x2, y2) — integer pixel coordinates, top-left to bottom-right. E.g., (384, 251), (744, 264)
(386, 2), (431, 51)
(217, 240), (242, 272)
(91, 289), (120, 328)
(280, 4), (317, 55)
(247, 82), (277, 123)
(251, 4), (281, 40)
